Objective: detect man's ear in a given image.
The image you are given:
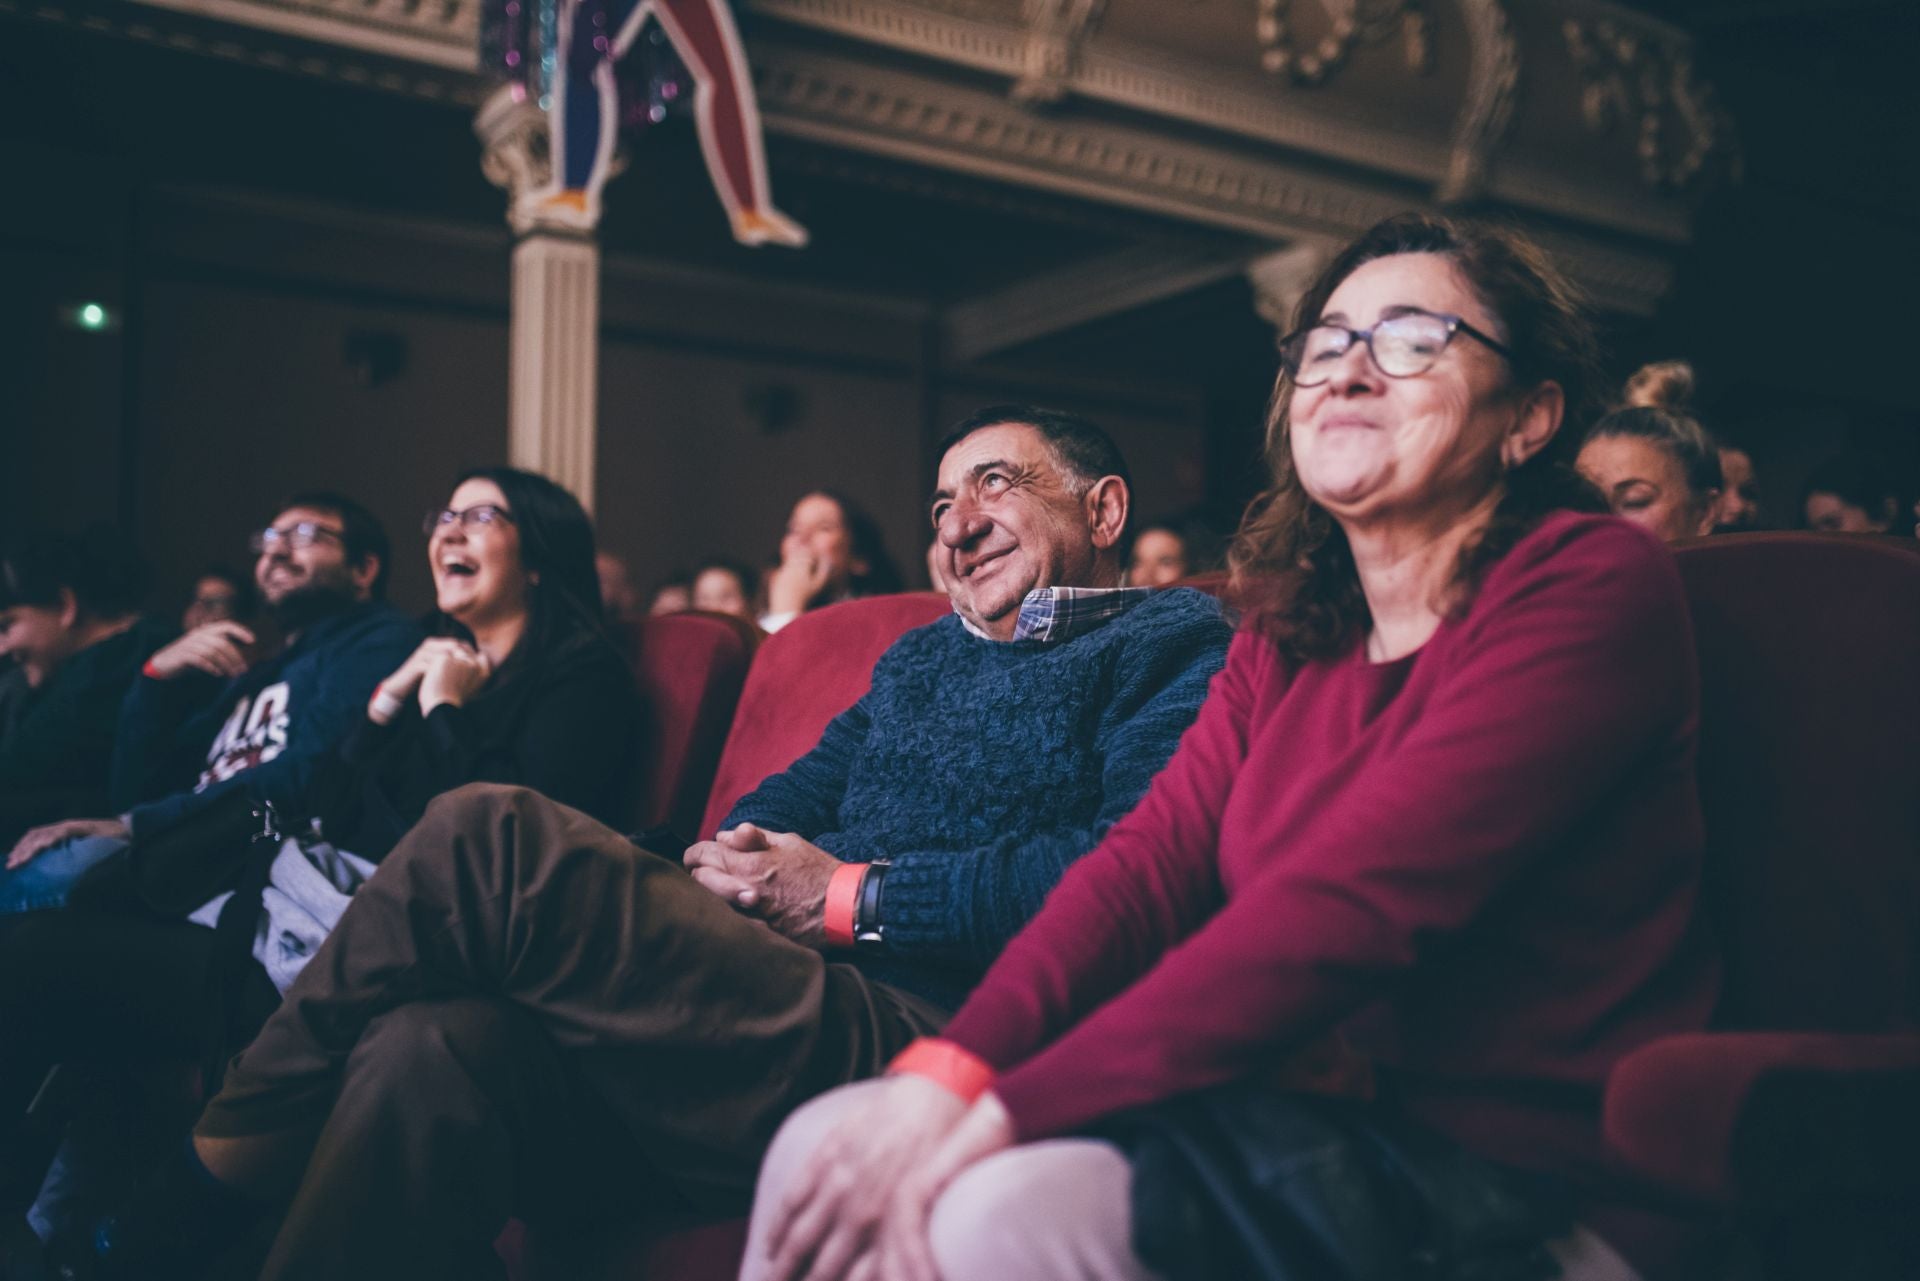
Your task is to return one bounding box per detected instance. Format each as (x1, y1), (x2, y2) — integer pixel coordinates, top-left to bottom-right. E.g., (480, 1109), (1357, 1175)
(1085, 476), (1129, 551)
(57, 587), (81, 629)
(1503, 381), (1565, 470)
(349, 554), (382, 600)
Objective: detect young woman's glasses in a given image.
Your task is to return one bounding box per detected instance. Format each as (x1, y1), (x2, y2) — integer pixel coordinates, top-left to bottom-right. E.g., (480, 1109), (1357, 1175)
(250, 521), (345, 555)
(1279, 307), (1512, 386)
(423, 504), (516, 536)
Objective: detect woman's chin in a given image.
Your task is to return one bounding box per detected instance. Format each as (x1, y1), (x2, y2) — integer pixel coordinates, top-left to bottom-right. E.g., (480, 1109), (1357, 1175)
(1301, 474), (1385, 513)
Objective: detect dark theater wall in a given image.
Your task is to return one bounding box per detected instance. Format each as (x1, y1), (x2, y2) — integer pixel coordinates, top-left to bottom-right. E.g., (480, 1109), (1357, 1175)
(595, 342), (925, 596)
(132, 275), (511, 615)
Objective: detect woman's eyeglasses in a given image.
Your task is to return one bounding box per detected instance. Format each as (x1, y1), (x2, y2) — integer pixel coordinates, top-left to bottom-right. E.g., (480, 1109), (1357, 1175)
(1279, 307), (1512, 386)
(423, 504), (516, 536)
(250, 521), (345, 555)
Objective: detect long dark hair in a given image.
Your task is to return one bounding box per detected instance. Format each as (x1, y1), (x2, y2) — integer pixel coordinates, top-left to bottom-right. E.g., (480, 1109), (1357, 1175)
(807, 490), (904, 597)
(443, 467), (613, 681)
(1227, 213), (1605, 661)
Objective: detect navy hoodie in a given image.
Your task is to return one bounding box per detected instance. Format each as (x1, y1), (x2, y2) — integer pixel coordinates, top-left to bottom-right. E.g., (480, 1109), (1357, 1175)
(111, 601), (423, 837)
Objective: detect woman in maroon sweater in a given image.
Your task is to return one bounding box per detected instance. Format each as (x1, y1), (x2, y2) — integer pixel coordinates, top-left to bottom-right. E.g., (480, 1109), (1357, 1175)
(743, 215), (1720, 1281)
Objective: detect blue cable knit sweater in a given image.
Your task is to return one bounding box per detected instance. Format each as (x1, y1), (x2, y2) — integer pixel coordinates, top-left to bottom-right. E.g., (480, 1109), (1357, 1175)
(725, 587), (1231, 1010)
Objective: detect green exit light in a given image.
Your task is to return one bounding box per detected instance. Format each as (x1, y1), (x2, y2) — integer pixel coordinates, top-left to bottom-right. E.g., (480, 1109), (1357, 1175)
(78, 303), (108, 330)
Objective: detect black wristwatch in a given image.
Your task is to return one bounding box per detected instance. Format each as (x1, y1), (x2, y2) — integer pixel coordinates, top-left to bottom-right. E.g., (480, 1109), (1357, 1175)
(853, 859), (889, 947)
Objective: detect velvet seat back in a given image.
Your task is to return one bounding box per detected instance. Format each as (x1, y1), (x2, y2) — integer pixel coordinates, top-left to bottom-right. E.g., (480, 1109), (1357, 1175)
(628, 610), (759, 838)
(699, 593), (952, 839)
(1672, 532), (1920, 1032)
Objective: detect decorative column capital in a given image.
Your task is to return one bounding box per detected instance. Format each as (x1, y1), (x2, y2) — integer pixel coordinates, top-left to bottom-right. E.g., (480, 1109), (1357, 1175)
(1246, 239), (1338, 344)
(476, 85), (560, 235)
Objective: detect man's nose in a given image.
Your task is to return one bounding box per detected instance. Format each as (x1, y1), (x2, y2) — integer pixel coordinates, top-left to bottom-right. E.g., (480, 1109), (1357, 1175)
(938, 501), (990, 548)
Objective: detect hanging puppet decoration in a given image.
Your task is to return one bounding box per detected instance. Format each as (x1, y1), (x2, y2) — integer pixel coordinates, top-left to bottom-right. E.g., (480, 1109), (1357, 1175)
(486, 0), (807, 247)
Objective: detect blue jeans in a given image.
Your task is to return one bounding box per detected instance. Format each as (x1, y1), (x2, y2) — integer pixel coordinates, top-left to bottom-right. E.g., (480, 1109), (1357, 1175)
(0, 833), (127, 914)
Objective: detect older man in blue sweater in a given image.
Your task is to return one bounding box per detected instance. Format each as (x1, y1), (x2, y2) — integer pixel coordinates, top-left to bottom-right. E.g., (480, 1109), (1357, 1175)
(102, 407), (1231, 1281)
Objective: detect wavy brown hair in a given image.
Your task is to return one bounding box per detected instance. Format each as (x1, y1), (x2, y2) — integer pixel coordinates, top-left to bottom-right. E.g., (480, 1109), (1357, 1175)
(1228, 213), (1606, 660)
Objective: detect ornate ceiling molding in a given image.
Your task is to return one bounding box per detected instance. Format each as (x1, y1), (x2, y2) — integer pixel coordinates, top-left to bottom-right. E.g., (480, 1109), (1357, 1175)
(1013, 0), (1107, 104)
(2, 0), (486, 103)
(745, 0), (1696, 241)
(1437, 0), (1519, 205)
(1255, 0), (1431, 86)
(130, 0), (480, 70)
(751, 44), (1417, 240)
(748, 0), (1445, 180)
(1564, 12), (1735, 189)
(748, 41), (1676, 312)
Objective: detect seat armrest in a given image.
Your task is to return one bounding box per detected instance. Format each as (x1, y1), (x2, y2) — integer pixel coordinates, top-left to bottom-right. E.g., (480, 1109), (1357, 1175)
(1603, 1031), (1920, 1203)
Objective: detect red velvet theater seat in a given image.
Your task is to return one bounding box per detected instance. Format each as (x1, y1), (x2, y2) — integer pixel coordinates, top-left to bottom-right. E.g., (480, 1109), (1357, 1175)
(1603, 533), (1920, 1275)
(700, 593), (952, 838)
(628, 610), (761, 838)
(520, 593), (951, 1281)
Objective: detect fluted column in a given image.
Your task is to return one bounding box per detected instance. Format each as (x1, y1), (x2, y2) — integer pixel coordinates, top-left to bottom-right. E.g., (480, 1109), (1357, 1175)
(476, 85), (602, 514)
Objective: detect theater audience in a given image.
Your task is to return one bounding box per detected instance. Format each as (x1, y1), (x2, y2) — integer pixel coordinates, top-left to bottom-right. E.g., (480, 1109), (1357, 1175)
(0, 470), (638, 1269)
(646, 573), (693, 616)
(1801, 452), (1906, 534)
(747, 214), (1718, 1281)
(594, 550), (644, 626)
(179, 567), (258, 632)
(0, 532), (171, 845)
(0, 494), (418, 915)
(1126, 516), (1222, 588)
(85, 407), (1230, 1281)
(691, 558), (758, 621)
(1126, 522), (1191, 587)
(1578, 361), (1722, 542)
(760, 490), (902, 633)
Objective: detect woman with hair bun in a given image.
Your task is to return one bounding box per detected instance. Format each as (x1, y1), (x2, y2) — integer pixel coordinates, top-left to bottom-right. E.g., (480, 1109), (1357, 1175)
(1578, 359), (1724, 542)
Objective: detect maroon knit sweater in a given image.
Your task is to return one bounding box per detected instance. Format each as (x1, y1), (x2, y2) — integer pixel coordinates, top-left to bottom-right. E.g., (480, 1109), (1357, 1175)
(943, 512), (1720, 1220)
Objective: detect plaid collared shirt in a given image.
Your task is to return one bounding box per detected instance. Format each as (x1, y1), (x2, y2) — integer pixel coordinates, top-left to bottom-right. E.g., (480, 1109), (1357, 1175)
(958, 585), (1158, 644)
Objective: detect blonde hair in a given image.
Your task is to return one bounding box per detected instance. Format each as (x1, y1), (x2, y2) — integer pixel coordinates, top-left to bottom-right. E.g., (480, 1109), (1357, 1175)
(1622, 360), (1695, 412)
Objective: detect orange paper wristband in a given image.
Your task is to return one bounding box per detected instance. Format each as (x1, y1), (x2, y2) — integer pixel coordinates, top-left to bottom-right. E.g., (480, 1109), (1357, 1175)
(888, 1038), (995, 1103)
(823, 861), (868, 949)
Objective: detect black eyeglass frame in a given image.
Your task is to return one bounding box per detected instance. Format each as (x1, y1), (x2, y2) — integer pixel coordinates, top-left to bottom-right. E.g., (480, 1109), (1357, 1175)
(249, 521), (346, 556)
(1278, 307), (1513, 387)
(422, 504), (518, 537)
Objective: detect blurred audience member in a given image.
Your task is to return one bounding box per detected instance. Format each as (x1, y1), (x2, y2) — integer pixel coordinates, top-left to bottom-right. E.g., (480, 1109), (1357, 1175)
(0, 532), (170, 844)
(1127, 523), (1191, 587)
(1801, 453), (1906, 534)
(1126, 517), (1222, 587)
(1579, 361), (1721, 542)
(761, 490), (901, 633)
(596, 551), (644, 625)
(0, 493), (418, 914)
(691, 559), (757, 621)
(1714, 445), (1761, 530)
(647, 575), (693, 616)
(180, 566), (259, 632)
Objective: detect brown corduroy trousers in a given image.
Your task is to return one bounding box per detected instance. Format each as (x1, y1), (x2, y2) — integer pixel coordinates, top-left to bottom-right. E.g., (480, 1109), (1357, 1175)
(194, 783), (945, 1281)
